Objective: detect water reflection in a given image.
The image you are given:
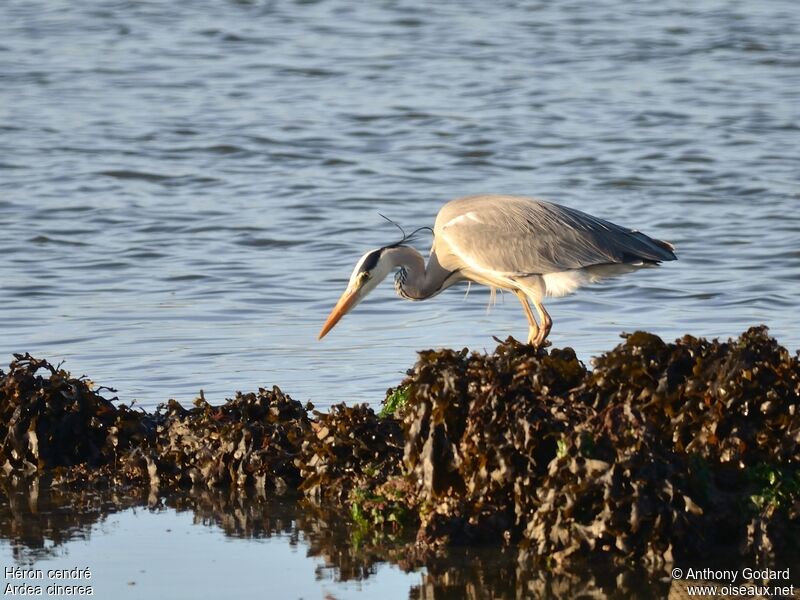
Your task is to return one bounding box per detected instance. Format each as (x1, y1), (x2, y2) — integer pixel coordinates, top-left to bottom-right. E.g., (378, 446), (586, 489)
(0, 476), (677, 599)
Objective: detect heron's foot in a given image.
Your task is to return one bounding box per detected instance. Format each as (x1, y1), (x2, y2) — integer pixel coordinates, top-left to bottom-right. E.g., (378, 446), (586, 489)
(525, 341), (552, 351)
(498, 335), (526, 347)
(526, 332), (551, 348)
(523, 340), (549, 350)
(530, 330), (552, 349)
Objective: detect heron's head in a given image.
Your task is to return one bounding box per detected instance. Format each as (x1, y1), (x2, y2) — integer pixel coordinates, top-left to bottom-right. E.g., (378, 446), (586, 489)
(318, 247), (395, 340)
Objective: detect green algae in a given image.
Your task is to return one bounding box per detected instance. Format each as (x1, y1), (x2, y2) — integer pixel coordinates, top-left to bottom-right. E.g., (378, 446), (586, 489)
(379, 386), (410, 419)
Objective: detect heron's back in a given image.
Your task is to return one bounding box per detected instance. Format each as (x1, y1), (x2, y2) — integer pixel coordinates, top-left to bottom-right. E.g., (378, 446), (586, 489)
(433, 195), (676, 278)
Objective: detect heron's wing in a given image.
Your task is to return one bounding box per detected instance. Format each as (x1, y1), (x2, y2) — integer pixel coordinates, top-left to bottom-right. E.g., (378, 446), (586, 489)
(435, 195), (675, 275)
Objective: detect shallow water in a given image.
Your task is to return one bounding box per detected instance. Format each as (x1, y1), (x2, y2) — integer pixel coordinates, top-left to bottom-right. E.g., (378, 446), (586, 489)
(1, 0), (799, 597)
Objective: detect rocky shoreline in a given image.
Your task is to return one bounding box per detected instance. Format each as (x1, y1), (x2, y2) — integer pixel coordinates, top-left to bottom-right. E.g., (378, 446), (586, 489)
(1, 326), (798, 580)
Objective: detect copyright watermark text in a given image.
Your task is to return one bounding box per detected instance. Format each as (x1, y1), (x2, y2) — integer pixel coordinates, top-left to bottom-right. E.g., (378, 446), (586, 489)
(671, 567), (795, 598)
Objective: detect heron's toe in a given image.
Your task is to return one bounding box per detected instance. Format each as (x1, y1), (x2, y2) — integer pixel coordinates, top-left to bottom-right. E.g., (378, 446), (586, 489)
(531, 332), (552, 349)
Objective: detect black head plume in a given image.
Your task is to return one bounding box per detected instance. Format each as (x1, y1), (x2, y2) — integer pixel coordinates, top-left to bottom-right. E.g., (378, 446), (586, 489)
(378, 213), (433, 248)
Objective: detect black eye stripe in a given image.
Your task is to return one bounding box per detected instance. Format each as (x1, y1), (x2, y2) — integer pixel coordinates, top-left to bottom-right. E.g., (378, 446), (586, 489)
(359, 249), (383, 273)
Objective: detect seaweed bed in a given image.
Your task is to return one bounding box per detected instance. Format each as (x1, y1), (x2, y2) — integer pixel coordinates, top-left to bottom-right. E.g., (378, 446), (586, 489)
(1, 326), (798, 587)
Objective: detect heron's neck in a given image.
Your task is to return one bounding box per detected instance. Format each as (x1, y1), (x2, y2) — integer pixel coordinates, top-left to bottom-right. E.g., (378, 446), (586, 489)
(382, 246), (453, 300)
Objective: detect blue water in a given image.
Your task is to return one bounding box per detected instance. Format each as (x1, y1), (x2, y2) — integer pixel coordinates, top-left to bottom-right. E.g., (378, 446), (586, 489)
(1, 1), (799, 597)
(2, 0), (799, 409)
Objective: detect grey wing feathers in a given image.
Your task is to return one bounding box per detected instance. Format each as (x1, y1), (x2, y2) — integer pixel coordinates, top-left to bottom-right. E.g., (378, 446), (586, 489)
(435, 195), (676, 275)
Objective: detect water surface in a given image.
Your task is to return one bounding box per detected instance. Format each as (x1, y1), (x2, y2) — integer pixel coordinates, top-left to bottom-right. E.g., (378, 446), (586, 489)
(2, 0), (798, 409)
(1, 1), (799, 597)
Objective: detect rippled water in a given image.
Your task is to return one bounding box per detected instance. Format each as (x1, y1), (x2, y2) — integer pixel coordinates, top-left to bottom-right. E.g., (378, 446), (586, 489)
(2, 1), (799, 597)
(2, 0), (799, 409)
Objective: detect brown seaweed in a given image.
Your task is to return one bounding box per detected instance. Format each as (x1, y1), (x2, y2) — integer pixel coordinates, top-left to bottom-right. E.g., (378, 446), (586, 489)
(299, 402), (403, 502)
(0, 326), (798, 576)
(0, 353), (150, 473)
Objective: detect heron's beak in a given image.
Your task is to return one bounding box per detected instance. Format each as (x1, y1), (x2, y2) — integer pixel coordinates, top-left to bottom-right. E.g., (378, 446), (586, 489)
(318, 284), (362, 340)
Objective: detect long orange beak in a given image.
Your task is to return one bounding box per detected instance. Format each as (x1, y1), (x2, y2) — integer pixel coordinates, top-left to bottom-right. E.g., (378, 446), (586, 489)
(318, 286), (361, 340)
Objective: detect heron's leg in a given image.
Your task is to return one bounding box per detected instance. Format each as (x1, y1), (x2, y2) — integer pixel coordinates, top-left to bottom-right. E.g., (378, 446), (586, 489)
(532, 300), (553, 347)
(513, 291), (539, 344)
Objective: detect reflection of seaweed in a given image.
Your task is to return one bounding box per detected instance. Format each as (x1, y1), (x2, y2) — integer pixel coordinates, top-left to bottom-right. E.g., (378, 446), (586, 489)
(0, 326), (798, 581)
(0, 478), (671, 598)
(0, 476), (795, 599)
(0, 475), (147, 563)
(408, 546), (669, 600)
(165, 486), (300, 543)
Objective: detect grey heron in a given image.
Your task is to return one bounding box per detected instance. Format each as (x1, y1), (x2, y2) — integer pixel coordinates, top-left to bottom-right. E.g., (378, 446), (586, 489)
(318, 194), (676, 347)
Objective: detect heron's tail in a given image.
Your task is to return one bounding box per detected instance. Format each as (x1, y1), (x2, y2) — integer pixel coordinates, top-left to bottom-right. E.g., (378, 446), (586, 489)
(654, 238), (676, 255)
(626, 231), (677, 263)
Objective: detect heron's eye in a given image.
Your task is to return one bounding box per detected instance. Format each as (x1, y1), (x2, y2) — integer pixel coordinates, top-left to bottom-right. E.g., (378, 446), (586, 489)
(359, 271), (370, 282)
